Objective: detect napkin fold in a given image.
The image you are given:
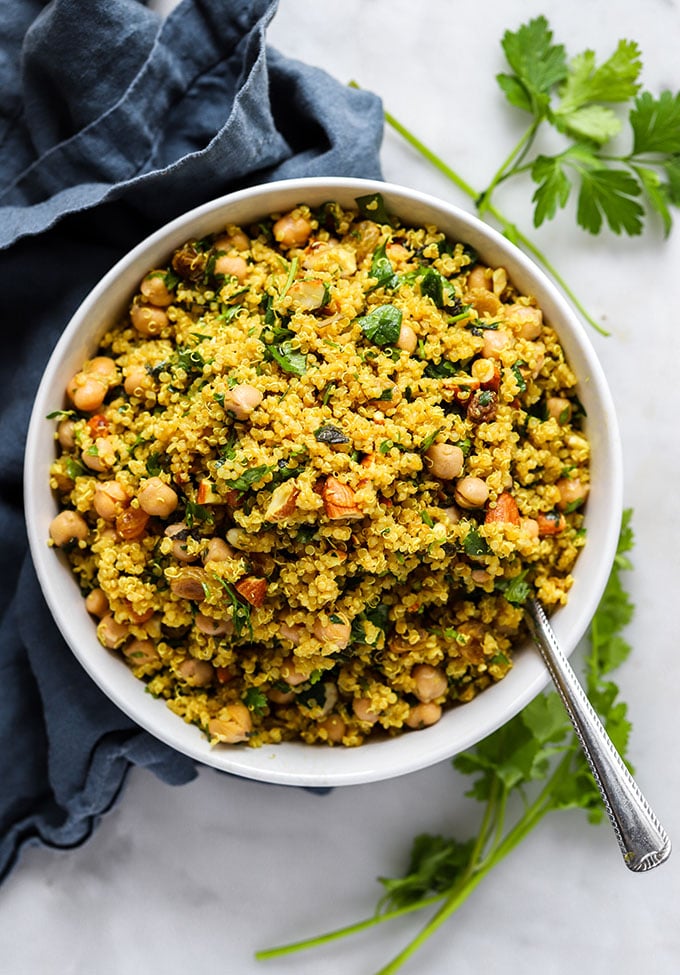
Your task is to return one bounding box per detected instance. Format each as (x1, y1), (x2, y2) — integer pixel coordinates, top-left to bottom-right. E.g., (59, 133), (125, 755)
(0, 0), (383, 883)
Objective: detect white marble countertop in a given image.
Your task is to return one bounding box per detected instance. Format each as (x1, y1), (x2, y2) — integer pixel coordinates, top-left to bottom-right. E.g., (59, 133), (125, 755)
(2, 1), (679, 973)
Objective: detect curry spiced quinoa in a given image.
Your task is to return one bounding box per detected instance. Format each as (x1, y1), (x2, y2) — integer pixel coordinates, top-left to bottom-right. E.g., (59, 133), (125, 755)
(47, 194), (590, 748)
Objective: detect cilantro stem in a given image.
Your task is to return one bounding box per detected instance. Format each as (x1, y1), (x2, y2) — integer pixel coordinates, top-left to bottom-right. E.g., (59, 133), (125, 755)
(382, 108), (610, 337)
(374, 776), (556, 975)
(477, 120), (540, 215)
(383, 107), (478, 200)
(254, 894), (444, 960)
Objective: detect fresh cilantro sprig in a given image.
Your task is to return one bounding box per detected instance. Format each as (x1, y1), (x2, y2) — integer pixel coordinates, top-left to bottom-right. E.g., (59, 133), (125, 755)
(256, 511), (637, 972)
(370, 16), (680, 334)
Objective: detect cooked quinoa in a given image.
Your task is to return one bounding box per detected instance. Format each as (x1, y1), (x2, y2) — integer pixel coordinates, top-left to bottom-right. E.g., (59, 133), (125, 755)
(48, 194), (590, 748)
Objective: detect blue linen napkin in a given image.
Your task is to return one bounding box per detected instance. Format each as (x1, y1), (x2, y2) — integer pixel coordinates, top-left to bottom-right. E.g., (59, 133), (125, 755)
(0, 0), (383, 882)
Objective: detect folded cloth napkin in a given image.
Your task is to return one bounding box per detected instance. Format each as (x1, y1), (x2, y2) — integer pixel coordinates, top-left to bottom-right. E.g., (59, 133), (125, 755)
(0, 0), (383, 883)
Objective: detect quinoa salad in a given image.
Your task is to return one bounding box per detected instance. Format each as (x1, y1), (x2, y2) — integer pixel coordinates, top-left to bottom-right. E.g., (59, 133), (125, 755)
(47, 194), (590, 748)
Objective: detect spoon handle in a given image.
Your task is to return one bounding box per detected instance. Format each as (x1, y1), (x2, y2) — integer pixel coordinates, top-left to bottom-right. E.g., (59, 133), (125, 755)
(525, 599), (671, 872)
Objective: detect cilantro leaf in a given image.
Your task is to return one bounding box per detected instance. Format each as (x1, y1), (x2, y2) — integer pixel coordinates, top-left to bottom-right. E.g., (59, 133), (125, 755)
(576, 166), (644, 235)
(357, 304), (403, 346)
(556, 40), (642, 121)
(633, 165), (673, 236)
(531, 153), (572, 226)
(554, 104), (622, 146)
(243, 687), (268, 716)
(630, 90), (680, 155)
(224, 464), (271, 493)
(498, 16), (568, 116)
(368, 241), (399, 290)
(377, 834), (474, 911)
(267, 341), (308, 376)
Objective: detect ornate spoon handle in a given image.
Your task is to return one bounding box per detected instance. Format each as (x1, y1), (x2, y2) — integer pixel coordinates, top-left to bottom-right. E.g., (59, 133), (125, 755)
(525, 599), (671, 872)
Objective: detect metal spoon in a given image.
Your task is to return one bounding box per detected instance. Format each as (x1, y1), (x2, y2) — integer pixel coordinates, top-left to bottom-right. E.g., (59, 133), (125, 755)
(525, 598), (671, 872)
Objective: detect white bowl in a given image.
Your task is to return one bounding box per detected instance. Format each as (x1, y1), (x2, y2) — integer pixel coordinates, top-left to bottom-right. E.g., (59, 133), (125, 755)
(24, 177), (623, 788)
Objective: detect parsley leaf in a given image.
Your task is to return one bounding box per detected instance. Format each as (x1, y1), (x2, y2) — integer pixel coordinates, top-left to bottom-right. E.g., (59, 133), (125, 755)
(554, 40), (642, 145)
(576, 166), (644, 235)
(266, 341), (308, 376)
(630, 90), (680, 155)
(497, 16), (568, 117)
(357, 304), (403, 346)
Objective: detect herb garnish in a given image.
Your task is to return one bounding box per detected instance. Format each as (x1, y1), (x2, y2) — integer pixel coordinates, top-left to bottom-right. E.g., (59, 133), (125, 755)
(213, 576), (253, 640)
(357, 304), (403, 346)
(370, 17), (680, 334)
(355, 192), (394, 225)
(224, 465), (271, 493)
(257, 511), (638, 972)
(266, 340), (308, 376)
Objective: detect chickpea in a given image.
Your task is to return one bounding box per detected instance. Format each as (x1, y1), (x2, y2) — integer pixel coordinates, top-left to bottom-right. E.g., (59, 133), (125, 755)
(93, 481), (129, 521)
(140, 272), (174, 307)
(471, 568), (492, 586)
(214, 229), (250, 252)
(226, 527), (247, 549)
(214, 254), (248, 281)
(521, 517), (540, 539)
(467, 265), (491, 290)
(482, 329), (511, 360)
(49, 510), (88, 546)
(412, 664), (448, 703)
(268, 686), (296, 705)
(130, 303), (168, 336)
(57, 418), (76, 450)
(194, 613), (233, 637)
(280, 657), (309, 687)
(124, 603), (154, 625)
(87, 357), (117, 382)
(313, 615), (351, 650)
(396, 322), (418, 353)
(176, 657), (214, 686)
(386, 241), (410, 263)
(82, 437), (116, 473)
(556, 477), (589, 512)
(67, 374), (107, 413)
(320, 714), (346, 743)
(405, 702), (442, 729)
(97, 614), (129, 649)
(203, 537), (236, 562)
(85, 588), (109, 618)
(279, 622), (304, 645)
(165, 522), (198, 562)
(138, 476), (178, 517)
(272, 211), (313, 248)
(507, 303), (543, 339)
(124, 365), (153, 398)
(352, 696), (381, 724)
(221, 383), (262, 421)
(208, 702), (253, 743)
(546, 396), (573, 425)
(122, 639), (160, 667)
(454, 476), (489, 509)
(424, 443), (464, 480)
(471, 357), (498, 387)
(440, 505), (461, 526)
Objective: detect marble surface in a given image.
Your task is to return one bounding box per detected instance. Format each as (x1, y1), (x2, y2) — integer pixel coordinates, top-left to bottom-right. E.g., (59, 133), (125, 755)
(3, 1), (679, 973)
